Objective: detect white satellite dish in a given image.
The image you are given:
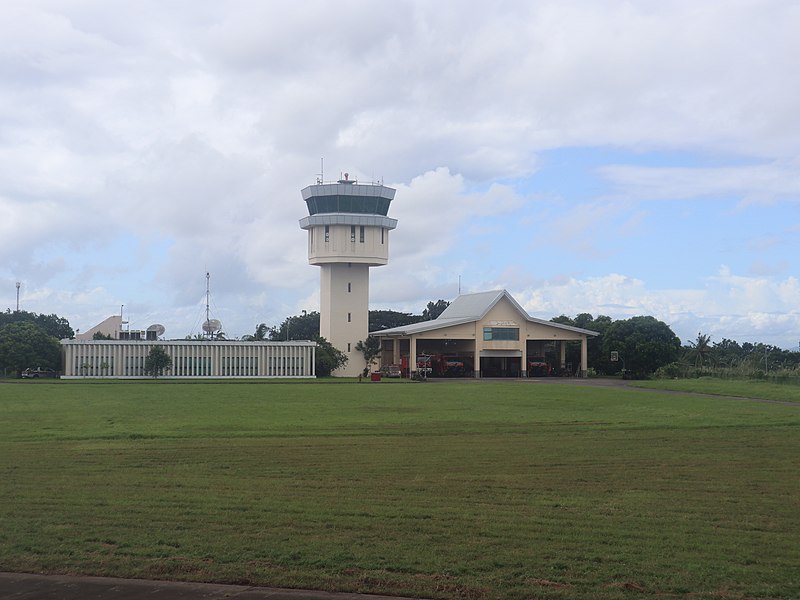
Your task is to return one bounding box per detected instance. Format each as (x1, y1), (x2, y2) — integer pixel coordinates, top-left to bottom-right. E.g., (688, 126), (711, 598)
(147, 324), (166, 336)
(203, 319), (222, 334)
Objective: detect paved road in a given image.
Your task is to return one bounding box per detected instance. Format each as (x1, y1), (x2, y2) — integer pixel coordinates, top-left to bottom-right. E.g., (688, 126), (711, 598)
(0, 573), (424, 600)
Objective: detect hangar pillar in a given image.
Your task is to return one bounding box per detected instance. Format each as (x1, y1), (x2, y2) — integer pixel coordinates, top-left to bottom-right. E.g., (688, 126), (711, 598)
(580, 337), (588, 378)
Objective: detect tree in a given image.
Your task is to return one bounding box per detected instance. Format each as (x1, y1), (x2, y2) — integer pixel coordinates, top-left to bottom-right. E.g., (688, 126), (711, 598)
(369, 310), (421, 331)
(0, 309), (74, 339)
(422, 300), (450, 321)
(313, 336), (347, 377)
(253, 323), (269, 340)
(602, 316), (681, 377)
(355, 335), (381, 377)
(551, 313), (612, 374)
(688, 333), (713, 368)
(241, 323), (270, 341)
(93, 331), (114, 340)
(0, 322), (62, 376)
(144, 346), (173, 378)
(270, 311), (320, 341)
(711, 338), (743, 368)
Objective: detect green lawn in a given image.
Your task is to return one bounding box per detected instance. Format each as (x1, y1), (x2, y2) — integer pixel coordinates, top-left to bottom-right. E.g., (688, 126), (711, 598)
(628, 377), (800, 403)
(1, 380), (798, 599)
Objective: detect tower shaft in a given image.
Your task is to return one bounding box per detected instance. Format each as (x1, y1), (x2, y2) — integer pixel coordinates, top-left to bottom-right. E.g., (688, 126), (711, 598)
(299, 175), (397, 377)
(319, 263), (369, 369)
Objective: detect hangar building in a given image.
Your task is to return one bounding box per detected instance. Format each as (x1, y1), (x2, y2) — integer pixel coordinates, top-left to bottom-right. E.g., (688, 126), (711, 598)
(372, 289), (598, 378)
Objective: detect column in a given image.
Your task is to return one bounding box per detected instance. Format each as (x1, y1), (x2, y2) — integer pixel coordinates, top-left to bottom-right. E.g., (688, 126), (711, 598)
(580, 337), (588, 378)
(521, 339), (527, 378)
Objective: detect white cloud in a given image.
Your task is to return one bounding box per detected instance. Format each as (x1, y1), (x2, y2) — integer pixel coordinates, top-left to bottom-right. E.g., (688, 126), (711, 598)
(1, 0), (799, 349)
(598, 160), (800, 204)
(512, 268), (800, 348)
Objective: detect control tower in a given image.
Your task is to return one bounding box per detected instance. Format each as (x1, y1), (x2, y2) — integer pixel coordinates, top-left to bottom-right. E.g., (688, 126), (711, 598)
(299, 173), (397, 376)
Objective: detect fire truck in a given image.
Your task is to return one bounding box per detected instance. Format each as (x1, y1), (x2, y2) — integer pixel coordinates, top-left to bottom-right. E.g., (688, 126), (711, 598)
(414, 354), (469, 377)
(527, 356), (552, 377)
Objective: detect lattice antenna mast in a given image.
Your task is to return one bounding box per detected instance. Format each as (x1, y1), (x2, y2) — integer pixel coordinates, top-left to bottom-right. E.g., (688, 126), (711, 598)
(206, 272), (211, 340)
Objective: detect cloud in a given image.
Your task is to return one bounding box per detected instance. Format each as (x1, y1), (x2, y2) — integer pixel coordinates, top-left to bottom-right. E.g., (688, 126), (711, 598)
(1, 0), (799, 350)
(598, 160), (800, 204)
(512, 268), (800, 348)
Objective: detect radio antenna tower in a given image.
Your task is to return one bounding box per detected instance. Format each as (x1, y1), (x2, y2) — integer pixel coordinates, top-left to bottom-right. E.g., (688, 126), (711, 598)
(205, 272), (211, 339)
(201, 272), (223, 340)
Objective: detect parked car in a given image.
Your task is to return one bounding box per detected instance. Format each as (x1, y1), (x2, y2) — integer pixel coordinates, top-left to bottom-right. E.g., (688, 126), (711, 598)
(21, 367), (57, 379)
(380, 364), (402, 378)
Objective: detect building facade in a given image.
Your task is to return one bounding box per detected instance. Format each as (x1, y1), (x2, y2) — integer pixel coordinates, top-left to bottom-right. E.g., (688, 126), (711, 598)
(61, 339), (316, 379)
(299, 174), (397, 376)
(372, 290), (598, 378)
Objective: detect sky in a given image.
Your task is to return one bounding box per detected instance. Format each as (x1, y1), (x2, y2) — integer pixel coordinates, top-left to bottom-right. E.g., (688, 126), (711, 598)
(1, 0), (799, 349)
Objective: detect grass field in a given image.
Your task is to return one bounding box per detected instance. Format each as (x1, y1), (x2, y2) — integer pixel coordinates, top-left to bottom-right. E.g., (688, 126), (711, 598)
(1, 379), (799, 599)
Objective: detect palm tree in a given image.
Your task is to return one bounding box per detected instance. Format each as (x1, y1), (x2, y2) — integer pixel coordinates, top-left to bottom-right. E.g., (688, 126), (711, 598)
(241, 323), (270, 342)
(689, 333), (713, 368)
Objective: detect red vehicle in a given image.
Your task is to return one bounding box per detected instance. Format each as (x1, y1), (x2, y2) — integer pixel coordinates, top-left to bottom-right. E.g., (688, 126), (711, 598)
(527, 356), (551, 377)
(440, 356), (465, 377)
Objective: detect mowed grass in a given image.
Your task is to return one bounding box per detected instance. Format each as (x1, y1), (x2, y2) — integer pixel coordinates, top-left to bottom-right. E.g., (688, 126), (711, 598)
(629, 377), (800, 403)
(1, 381), (799, 599)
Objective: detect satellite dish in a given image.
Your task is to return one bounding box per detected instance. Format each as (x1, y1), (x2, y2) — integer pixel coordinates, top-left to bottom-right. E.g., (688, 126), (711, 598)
(203, 319), (222, 334)
(147, 324), (166, 336)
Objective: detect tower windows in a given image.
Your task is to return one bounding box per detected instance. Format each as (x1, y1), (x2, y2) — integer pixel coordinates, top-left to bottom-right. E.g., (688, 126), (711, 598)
(347, 312), (351, 322)
(324, 225), (329, 242)
(347, 343), (351, 352)
(351, 225), (356, 242)
(381, 228), (385, 244)
(347, 282), (351, 293)
(359, 225), (365, 243)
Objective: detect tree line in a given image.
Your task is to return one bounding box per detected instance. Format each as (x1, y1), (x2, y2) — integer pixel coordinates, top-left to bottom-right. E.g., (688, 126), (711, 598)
(551, 313), (800, 379)
(0, 310), (74, 377)
(3, 303), (797, 380)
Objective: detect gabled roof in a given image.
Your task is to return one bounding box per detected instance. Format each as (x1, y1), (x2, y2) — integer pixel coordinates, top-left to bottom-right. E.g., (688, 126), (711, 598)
(371, 290), (599, 337)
